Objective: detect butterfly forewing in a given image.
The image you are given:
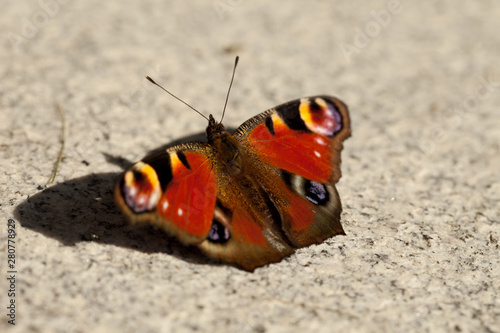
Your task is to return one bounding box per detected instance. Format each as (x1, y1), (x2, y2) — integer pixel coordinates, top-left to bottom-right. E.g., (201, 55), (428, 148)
(115, 143), (217, 244)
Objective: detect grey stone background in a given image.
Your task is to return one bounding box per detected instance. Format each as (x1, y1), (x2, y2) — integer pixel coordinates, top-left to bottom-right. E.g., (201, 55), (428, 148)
(1, 1), (499, 332)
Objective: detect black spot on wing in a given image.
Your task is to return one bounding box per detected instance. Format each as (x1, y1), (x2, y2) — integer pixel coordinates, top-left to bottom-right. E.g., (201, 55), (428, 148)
(281, 170), (292, 186)
(208, 201), (232, 244)
(276, 100), (308, 131)
(309, 99), (322, 112)
(132, 168), (144, 182)
(265, 116), (275, 136)
(176, 151), (191, 170)
(207, 220), (230, 243)
(142, 151), (173, 190)
(304, 180), (329, 206)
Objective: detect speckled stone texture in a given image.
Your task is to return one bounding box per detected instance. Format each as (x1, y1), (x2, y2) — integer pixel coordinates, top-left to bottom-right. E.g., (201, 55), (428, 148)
(1, 1), (499, 332)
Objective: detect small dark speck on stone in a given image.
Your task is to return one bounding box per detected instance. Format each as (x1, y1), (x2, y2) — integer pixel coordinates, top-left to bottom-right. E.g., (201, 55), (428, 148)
(254, 324), (266, 333)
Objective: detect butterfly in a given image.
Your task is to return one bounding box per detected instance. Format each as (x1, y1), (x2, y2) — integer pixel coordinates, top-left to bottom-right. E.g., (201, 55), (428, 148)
(114, 57), (351, 271)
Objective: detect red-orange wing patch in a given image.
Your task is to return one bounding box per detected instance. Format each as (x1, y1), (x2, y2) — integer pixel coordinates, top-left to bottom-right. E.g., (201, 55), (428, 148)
(115, 143), (217, 244)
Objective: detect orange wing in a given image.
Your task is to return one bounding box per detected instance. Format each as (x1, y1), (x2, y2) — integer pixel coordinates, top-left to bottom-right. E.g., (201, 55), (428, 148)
(234, 96), (351, 247)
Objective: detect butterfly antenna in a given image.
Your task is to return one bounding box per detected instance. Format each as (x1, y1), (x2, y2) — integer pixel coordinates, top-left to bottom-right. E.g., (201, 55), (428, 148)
(145, 76), (209, 122)
(220, 56), (239, 123)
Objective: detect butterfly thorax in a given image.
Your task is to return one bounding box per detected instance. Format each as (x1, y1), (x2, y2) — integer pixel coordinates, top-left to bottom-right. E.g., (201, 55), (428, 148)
(206, 115), (244, 176)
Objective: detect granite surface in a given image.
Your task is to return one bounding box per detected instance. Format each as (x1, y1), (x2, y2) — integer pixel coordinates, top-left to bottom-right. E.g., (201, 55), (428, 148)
(1, 1), (499, 332)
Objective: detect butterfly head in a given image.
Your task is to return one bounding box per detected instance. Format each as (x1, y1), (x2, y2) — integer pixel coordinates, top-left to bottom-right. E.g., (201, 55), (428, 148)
(206, 114), (227, 142)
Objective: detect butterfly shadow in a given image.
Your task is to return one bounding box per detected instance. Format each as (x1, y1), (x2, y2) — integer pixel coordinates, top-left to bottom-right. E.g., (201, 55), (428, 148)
(13, 130), (235, 269)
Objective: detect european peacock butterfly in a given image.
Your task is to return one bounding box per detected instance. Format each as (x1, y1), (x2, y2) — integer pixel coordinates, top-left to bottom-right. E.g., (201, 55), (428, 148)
(114, 57), (351, 271)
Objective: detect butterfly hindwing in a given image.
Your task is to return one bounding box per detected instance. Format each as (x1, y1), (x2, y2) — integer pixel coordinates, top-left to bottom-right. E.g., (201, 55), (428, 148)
(234, 96), (351, 247)
(198, 193), (294, 271)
